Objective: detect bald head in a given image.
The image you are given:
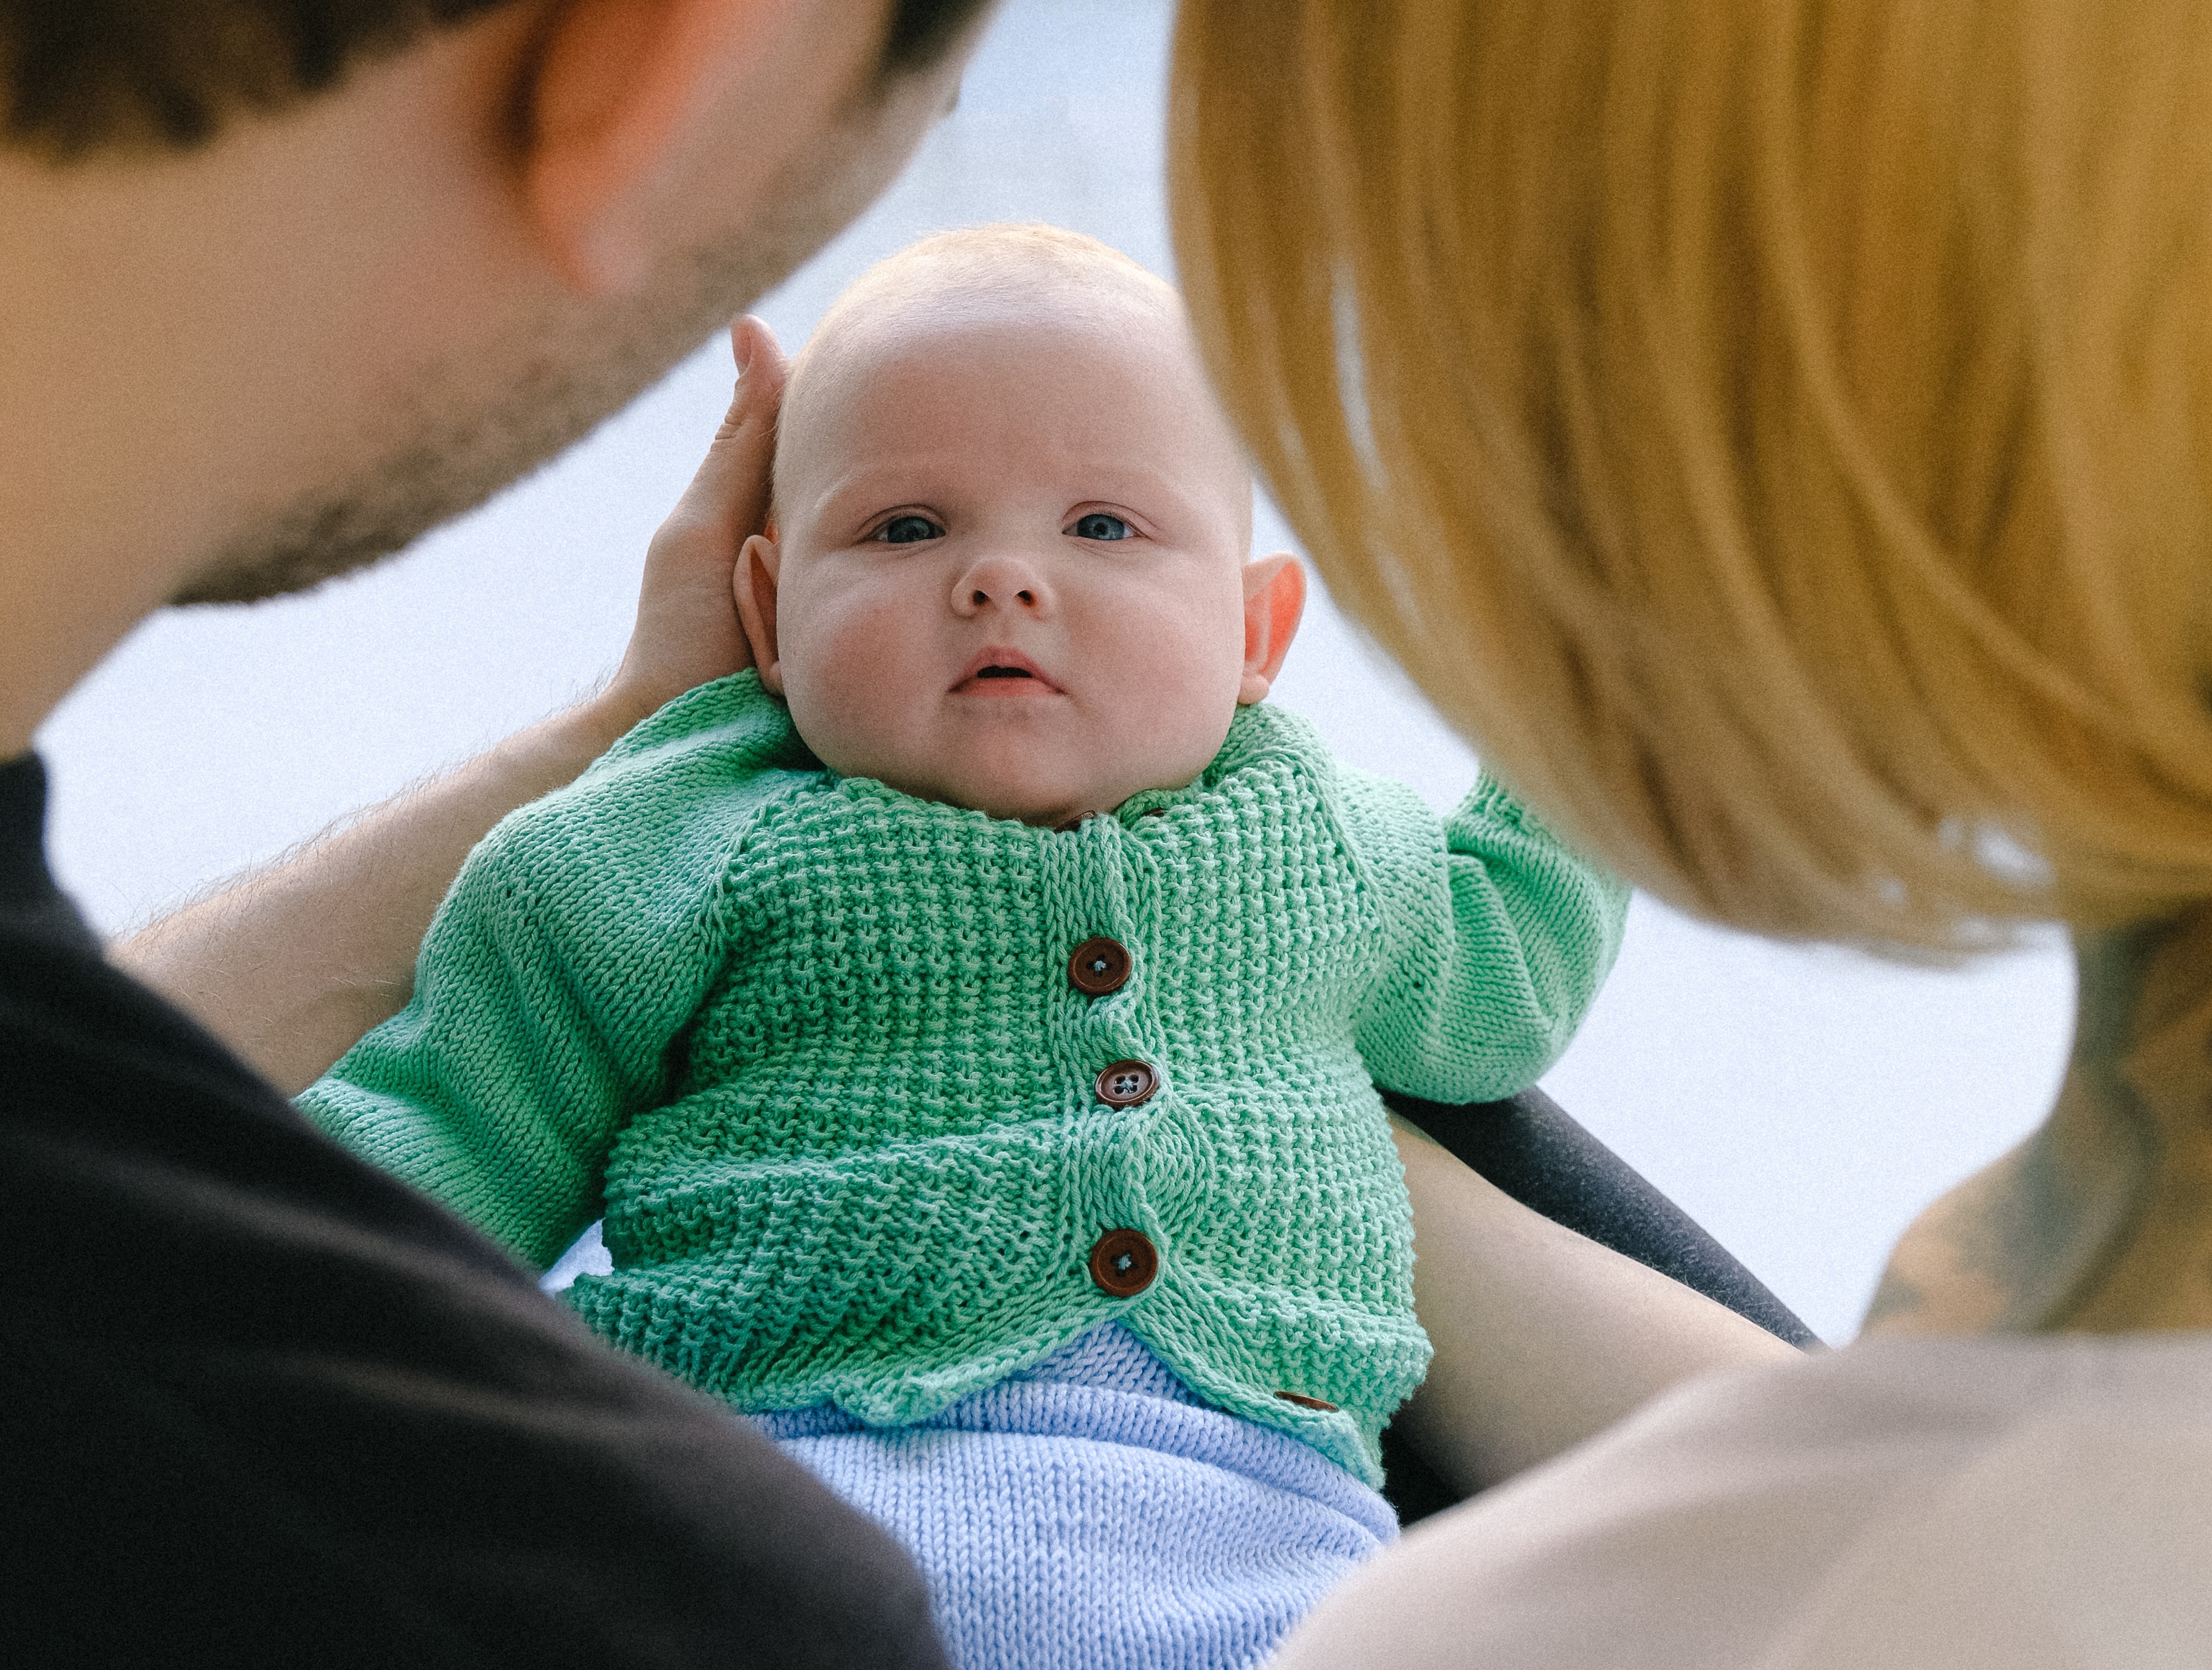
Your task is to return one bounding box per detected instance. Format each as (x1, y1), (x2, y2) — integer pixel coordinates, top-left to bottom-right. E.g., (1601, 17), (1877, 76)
(774, 224), (1249, 536)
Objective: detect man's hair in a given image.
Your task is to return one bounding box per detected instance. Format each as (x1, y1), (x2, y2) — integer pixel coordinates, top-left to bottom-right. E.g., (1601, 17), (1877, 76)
(1, 0), (988, 160)
(1174, 0), (2212, 955)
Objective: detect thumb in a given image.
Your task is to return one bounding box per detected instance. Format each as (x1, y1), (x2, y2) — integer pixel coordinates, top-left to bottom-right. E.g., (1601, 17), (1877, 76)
(679, 315), (791, 540)
(717, 314), (790, 440)
(609, 320), (792, 714)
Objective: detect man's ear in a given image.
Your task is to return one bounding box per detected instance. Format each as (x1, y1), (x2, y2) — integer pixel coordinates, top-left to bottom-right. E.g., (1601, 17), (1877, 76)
(1238, 552), (1307, 704)
(734, 531), (785, 693)
(524, 0), (820, 294)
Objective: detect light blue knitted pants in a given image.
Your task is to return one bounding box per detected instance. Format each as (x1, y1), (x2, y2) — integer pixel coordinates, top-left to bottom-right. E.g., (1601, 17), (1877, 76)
(753, 1325), (1397, 1670)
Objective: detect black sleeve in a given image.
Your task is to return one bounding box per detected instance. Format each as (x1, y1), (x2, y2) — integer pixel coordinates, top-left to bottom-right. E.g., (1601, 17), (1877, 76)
(1379, 1086), (1818, 1524)
(1, 908), (947, 1669)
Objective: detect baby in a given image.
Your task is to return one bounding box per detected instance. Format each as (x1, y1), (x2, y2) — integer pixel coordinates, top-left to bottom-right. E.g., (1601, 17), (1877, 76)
(301, 226), (1629, 1669)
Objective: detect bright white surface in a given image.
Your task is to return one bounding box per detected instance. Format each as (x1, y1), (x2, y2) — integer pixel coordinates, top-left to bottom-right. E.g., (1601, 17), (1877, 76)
(35, 0), (2071, 1344)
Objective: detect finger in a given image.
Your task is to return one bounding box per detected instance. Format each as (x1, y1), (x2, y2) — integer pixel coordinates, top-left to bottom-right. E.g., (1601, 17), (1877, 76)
(713, 315), (789, 445)
(672, 317), (789, 546)
(732, 313), (789, 383)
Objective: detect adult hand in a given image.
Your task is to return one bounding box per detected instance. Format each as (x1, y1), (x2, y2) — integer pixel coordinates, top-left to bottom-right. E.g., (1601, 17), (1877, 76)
(594, 316), (790, 731)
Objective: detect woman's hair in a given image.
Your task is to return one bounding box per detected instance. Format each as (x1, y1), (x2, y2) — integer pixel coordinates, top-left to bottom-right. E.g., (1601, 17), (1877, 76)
(1171, 0), (2212, 953)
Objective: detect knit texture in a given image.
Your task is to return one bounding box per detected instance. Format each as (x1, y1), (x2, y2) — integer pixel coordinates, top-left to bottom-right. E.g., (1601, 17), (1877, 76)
(300, 671), (1627, 1483)
(764, 1322), (1396, 1670)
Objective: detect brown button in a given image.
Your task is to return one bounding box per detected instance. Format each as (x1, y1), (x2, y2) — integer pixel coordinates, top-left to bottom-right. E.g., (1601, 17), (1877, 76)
(1068, 937), (1131, 996)
(1094, 1060), (1157, 1108)
(1088, 1229), (1158, 1297)
(1274, 1391), (1339, 1412)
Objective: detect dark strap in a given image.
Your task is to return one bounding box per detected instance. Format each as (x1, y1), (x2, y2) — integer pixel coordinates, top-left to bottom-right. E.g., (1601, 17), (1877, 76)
(1380, 1086), (1817, 1522)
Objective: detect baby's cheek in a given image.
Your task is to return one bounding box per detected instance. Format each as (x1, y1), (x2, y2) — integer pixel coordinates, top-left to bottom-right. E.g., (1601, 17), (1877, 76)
(791, 685), (901, 782)
(781, 618), (927, 775)
(1107, 655), (1245, 780)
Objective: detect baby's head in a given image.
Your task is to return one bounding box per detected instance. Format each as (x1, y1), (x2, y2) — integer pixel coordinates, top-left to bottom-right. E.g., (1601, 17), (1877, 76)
(735, 225), (1304, 828)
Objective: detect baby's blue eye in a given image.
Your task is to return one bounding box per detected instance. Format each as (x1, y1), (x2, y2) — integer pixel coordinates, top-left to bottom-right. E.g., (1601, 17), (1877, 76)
(875, 514), (945, 544)
(1069, 513), (1134, 542)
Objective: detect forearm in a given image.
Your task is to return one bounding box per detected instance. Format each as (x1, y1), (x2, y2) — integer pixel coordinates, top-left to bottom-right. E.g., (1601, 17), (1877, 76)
(113, 688), (659, 1097)
(1390, 1116), (1799, 1495)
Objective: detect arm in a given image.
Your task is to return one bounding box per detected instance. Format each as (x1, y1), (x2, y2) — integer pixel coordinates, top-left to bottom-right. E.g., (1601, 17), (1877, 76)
(1390, 1085), (1819, 1348)
(117, 706), (658, 1100)
(113, 320), (788, 1097)
(294, 672), (795, 1266)
(294, 818), (644, 1271)
(1354, 773), (1631, 1104)
(1389, 1115), (1799, 1495)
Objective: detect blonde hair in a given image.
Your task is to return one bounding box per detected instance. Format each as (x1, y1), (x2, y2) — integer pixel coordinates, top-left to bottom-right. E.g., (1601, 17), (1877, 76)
(1171, 0), (2212, 953)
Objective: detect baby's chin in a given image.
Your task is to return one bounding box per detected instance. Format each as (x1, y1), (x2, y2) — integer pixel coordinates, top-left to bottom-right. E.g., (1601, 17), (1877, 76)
(806, 715), (1234, 827)
(862, 759), (1187, 828)
(908, 774), (1140, 828)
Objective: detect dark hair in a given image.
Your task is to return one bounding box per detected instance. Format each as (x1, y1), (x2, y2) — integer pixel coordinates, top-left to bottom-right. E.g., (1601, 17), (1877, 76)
(1, 0), (989, 161)
(877, 0), (988, 84)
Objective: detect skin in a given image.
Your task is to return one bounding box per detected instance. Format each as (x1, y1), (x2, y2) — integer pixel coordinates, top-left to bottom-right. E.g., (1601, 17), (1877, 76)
(1866, 911), (2212, 1336)
(1389, 1118), (1798, 1494)
(735, 283), (1306, 825)
(20, 0), (998, 1092)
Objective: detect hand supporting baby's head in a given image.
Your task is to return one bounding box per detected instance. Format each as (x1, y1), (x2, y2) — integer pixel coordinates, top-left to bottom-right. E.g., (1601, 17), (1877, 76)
(735, 225), (1305, 829)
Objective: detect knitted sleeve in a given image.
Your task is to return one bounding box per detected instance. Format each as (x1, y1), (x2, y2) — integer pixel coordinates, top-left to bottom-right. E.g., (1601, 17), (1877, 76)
(296, 672), (808, 1270)
(1344, 770), (1630, 1104)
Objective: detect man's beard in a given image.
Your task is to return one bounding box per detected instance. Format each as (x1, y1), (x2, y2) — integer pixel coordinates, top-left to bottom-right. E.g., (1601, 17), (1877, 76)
(170, 111), (907, 608)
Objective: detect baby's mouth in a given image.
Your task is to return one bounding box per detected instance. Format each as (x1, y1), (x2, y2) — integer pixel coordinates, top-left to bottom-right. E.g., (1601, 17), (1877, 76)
(951, 650), (1063, 695)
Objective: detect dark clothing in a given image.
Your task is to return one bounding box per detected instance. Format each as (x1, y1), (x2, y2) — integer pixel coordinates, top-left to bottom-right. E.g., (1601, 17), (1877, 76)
(0, 754), (948, 1670)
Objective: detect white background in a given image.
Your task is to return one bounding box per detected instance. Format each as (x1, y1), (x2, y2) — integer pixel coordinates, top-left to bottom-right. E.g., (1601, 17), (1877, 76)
(36, 0), (2073, 1344)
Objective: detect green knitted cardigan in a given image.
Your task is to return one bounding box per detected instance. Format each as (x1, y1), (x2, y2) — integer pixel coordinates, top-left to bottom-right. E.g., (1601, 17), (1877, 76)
(300, 671), (1626, 1484)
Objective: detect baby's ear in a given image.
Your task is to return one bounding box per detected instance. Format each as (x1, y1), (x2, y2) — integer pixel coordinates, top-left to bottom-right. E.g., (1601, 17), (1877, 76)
(1238, 553), (1307, 704)
(734, 533), (785, 694)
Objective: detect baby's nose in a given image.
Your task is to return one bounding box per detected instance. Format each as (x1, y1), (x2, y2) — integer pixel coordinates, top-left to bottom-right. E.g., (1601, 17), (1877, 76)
(953, 554), (1050, 613)
(968, 581), (1039, 607)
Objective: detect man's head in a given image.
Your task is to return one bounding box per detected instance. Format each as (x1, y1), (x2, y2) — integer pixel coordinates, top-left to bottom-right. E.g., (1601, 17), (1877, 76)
(0, 0), (996, 749)
(734, 226), (1306, 829)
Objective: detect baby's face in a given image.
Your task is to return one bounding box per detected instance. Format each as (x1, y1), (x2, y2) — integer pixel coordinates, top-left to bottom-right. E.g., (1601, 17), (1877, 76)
(744, 289), (1296, 827)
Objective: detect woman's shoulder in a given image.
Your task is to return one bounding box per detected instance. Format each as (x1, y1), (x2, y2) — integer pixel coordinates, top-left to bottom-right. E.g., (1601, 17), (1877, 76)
(1273, 1334), (2212, 1670)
